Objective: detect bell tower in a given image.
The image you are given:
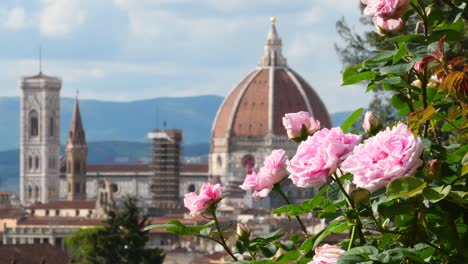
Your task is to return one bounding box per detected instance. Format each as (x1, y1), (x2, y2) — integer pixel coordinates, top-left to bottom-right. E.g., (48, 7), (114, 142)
(66, 96), (88, 200)
(19, 72), (61, 205)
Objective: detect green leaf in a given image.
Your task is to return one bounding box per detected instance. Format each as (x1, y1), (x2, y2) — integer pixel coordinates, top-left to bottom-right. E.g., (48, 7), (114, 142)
(342, 67), (376, 86)
(363, 50), (396, 67)
(250, 230), (284, 244)
(434, 18), (464, 32)
(340, 108), (364, 133)
(379, 62), (415, 75)
(272, 204), (304, 216)
(386, 176), (427, 200)
(385, 34), (425, 43)
(377, 248), (424, 263)
(260, 243), (277, 258)
(337, 254), (368, 264)
(423, 185), (451, 203)
(378, 199), (416, 218)
(302, 185), (328, 210)
(276, 250), (300, 264)
(346, 245), (379, 256)
(393, 44), (408, 64)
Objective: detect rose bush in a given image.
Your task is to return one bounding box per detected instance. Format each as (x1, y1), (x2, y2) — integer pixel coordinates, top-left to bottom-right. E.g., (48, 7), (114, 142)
(147, 1), (467, 263)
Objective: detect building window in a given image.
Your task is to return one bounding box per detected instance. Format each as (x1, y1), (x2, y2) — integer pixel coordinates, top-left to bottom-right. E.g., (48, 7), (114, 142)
(74, 183), (80, 193)
(68, 183), (71, 193)
(55, 210), (60, 216)
(29, 110), (39, 137)
(28, 156), (33, 170)
(49, 117), (54, 137)
(188, 184), (196, 193)
(76, 210), (80, 216)
(45, 210), (49, 216)
(67, 161), (71, 174)
(34, 156), (40, 170)
(111, 183), (118, 193)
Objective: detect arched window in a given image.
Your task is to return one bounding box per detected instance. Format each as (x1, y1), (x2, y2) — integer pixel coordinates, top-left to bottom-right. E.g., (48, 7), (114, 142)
(34, 186), (39, 200)
(28, 156), (33, 170)
(216, 155), (222, 168)
(27, 186), (32, 199)
(49, 117), (54, 137)
(34, 156), (39, 170)
(67, 161), (71, 174)
(29, 110), (39, 137)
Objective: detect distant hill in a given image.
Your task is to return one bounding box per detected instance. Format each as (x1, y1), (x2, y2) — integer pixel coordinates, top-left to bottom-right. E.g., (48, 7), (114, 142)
(0, 95), (223, 151)
(0, 94), (353, 192)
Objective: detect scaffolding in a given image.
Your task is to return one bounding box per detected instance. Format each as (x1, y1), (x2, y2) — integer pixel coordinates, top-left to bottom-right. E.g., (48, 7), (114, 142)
(147, 129), (182, 209)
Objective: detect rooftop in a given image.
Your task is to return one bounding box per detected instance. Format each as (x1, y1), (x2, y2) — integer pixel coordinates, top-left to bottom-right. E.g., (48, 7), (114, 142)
(0, 244), (69, 264)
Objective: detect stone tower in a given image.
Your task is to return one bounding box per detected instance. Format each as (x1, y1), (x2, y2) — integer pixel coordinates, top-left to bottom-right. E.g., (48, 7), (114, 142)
(147, 129), (182, 210)
(66, 97), (87, 200)
(20, 72), (61, 205)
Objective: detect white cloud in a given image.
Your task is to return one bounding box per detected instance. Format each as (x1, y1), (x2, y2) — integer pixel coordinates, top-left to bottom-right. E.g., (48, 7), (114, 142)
(39, 0), (86, 36)
(4, 7), (27, 30)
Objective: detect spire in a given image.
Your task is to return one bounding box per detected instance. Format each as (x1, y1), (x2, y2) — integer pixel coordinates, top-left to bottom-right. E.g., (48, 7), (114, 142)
(259, 17), (287, 67)
(67, 94), (86, 146)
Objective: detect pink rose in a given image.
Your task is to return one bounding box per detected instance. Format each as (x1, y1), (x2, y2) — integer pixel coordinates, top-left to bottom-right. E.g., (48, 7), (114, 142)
(282, 111), (321, 139)
(288, 127), (361, 188)
(341, 123), (423, 192)
(184, 183), (222, 216)
(240, 149), (288, 198)
(362, 111), (380, 134)
(372, 16), (403, 36)
(308, 244), (345, 264)
(362, 0), (410, 20)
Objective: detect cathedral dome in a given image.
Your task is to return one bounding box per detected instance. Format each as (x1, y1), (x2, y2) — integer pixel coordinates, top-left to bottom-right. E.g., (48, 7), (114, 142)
(212, 20), (331, 139)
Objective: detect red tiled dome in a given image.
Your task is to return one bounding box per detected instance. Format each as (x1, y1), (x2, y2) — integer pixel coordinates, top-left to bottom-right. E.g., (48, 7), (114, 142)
(212, 23), (331, 138)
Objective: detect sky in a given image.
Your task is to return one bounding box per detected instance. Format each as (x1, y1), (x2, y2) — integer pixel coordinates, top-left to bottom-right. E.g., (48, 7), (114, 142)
(0, 0), (372, 113)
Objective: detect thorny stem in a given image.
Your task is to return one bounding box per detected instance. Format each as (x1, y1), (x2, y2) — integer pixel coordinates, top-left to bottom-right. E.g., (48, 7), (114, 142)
(276, 188), (309, 238)
(212, 209), (238, 261)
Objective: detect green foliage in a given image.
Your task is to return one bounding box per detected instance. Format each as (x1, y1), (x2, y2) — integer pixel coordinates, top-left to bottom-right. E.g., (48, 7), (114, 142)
(66, 196), (165, 264)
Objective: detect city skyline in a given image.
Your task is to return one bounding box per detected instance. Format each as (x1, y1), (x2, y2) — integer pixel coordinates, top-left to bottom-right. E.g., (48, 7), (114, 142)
(0, 0), (371, 113)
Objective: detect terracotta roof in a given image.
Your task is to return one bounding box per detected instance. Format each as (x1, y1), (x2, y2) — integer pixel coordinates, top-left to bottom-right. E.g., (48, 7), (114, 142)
(18, 216), (102, 226)
(87, 164), (151, 173)
(0, 244), (69, 264)
(0, 190), (13, 196)
(0, 208), (26, 219)
(26, 200), (95, 210)
(211, 23), (331, 139)
(181, 164), (208, 173)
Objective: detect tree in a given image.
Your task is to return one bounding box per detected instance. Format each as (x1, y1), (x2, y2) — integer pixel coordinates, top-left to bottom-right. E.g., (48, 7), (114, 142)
(66, 196), (165, 264)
